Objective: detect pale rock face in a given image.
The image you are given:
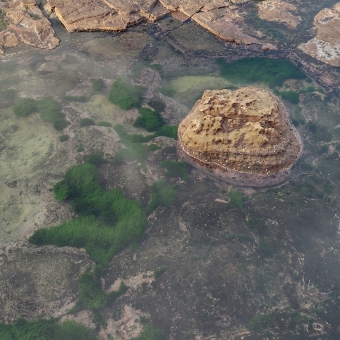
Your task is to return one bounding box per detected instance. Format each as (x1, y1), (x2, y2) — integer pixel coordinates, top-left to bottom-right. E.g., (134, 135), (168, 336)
(298, 3), (340, 67)
(37, 61), (60, 73)
(178, 87), (302, 186)
(192, 10), (260, 45)
(47, 0), (168, 32)
(258, 0), (301, 30)
(44, 0), (268, 46)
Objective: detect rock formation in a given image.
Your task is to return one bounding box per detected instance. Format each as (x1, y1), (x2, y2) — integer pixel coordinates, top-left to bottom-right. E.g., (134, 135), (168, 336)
(46, 0), (169, 32)
(257, 0), (301, 30)
(43, 0), (268, 46)
(299, 3), (340, 67)
(177, 87), (302, 187)
(37, 61), (60, 73)
(0, 0), (59, 54)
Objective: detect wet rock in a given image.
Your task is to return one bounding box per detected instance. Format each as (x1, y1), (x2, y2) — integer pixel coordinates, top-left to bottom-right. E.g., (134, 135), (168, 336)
(298, 3), (340, 67)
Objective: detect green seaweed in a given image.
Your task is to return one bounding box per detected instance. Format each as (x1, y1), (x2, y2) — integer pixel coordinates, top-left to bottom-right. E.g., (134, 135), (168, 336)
(0, 319), (99, 340)
(109, 78), (145, 110)
(217, 58), (305, 88)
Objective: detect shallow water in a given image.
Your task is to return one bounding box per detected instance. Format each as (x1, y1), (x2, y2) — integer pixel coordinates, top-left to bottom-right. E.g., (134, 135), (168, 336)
(2, 10), (340, 339)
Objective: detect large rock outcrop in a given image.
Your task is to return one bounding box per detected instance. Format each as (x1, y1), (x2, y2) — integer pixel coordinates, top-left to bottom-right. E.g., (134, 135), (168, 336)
(299, 3), (340, 67)
(177, 87), (302, 187)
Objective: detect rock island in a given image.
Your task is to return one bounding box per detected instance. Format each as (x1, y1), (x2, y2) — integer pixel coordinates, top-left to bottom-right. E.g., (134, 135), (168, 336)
(177, 87), (302, 187)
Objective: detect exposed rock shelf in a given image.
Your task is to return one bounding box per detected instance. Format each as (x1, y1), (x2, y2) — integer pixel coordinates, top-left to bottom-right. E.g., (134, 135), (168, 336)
(177, 87), (302, 187)
(299, 2), (340, 67)
(257, 0), (301, 30)
(44, 0), (270, 47)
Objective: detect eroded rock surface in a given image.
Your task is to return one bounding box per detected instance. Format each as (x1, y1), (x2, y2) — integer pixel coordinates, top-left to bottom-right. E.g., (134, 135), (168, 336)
(0, 0), (59, 54)
(299, 3), (340, 67)
(177, 87), (302, 187)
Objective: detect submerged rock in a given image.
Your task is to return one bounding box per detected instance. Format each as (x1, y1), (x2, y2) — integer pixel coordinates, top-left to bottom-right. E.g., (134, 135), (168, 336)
(177, 87), (302, 187)
(37, 61), (60, 73)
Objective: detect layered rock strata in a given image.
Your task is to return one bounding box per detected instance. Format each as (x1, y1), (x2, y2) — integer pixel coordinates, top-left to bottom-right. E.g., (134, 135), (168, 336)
(299, 3), (340, 67)
(46, 0), (169, 32)
(43, 0), (269, 47)
(177, 87), (302, 187)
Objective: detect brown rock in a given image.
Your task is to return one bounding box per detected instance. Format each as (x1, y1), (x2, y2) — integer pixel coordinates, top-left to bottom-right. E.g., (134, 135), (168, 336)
(0, 31), (20, 54)
(262, 43), (277, 51)
(192, 10), (259, 45)
(20, 0), (37, 6)
(159, 0), (204, 17)
(258, 0), (301, 30)
(48, 0), (168, 32)
(298, 3), (340, 67)
(160, 0), (261, 45)
(0, 0), (59, 53)
(177, 87), (302, 187)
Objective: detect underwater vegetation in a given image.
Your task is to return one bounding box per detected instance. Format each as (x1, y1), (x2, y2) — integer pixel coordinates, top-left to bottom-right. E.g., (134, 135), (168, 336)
(13, 96), (70, 131)
(109, 77), (145, 110)
(133, 107), (164, 132)
(29, 161), (148, 267)
(131, 324), (165, 340)
(217, 57), (306, 88)
(146, 179), (177, 215)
